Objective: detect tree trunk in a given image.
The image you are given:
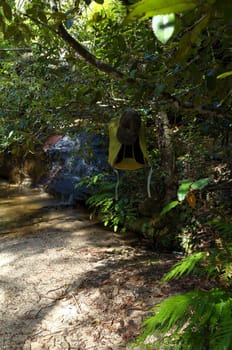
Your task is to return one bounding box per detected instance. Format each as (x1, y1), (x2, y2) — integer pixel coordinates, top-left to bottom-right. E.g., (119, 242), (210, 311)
(155, 111), (176, 203)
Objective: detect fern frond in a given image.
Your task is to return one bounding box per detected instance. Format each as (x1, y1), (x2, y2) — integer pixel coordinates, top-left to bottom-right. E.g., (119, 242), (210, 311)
(209, 294), (232, 350)
(163, 252), (206, 281)
(140, 292), (194, 342)
(137, 288), (232, 350)
(211, 323), (232, 350)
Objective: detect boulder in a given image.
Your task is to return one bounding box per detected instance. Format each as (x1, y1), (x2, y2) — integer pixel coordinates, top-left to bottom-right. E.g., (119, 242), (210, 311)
(44, 132), (109, 204)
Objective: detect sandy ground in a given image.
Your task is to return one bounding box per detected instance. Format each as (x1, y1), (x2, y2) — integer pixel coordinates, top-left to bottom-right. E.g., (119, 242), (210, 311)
(0, 190), (179, 350)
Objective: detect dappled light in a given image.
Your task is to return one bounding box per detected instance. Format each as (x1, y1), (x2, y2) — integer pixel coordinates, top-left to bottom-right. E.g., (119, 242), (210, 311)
(0, 0), (231, 348)
(0, 186), (181, 349)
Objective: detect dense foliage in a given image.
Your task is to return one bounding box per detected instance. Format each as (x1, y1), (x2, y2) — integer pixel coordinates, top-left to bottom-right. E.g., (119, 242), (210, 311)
(0, 0), (231, 349)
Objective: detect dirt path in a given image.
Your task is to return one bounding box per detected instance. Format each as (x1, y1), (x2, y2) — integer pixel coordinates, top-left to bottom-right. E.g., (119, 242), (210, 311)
(0, 194), (180, 350)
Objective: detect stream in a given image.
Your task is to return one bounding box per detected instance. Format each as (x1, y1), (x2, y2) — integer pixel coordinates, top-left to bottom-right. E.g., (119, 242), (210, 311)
(0, 186), (47, 235)
(0, 181), (84, 236)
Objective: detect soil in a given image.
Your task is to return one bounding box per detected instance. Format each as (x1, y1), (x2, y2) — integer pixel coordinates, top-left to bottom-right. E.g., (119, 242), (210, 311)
(0, 187), (182, 350)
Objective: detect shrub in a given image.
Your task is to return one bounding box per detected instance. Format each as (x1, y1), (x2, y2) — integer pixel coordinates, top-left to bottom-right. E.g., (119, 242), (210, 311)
(78, 173), (137, 232)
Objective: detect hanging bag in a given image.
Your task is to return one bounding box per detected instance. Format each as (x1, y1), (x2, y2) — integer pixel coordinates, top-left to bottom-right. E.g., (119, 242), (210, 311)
(108, 109), (152, 200)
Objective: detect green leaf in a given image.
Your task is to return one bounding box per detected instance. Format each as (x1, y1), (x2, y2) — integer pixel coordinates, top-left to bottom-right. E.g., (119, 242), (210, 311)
(191, 177), (211, 190)
(126, 0), (197, 21)
(217, 71), (232, 79)
(8, 130), (14, 138)
(177, 179), (193, 201)
(152, 13), (175, 44)
(160, 200), (179, 216)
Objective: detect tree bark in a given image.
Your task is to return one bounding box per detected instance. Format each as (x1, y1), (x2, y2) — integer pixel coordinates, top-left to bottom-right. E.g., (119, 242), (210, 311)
(156, 111), (176, 203)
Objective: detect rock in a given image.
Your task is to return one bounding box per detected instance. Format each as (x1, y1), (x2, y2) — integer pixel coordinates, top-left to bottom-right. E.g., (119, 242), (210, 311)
(44, 132), (109, 203)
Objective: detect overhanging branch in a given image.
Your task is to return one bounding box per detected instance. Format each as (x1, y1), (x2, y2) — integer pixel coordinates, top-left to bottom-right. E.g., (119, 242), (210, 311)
(56, 23), (124, 79)
(49, 0), (124, 79)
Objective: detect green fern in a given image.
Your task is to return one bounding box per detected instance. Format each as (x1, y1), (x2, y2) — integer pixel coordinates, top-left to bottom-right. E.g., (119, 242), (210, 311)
(137, 289), (232, 350)
(163, 251), (206, 281)
(84, 174), (137, 232)
(142, 292), (193, 333)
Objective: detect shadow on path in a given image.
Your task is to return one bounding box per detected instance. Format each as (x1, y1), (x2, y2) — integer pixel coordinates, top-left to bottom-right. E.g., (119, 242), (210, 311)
(0, 186), (180, 350)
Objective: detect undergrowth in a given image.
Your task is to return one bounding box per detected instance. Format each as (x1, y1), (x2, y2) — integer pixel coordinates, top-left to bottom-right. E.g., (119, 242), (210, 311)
(134, 220), (232, 350)
(77, 173), (137, 232)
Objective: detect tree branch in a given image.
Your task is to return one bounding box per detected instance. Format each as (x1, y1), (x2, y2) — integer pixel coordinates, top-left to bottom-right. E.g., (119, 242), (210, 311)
(56, 23), (124, 79)
(49, 0), (124, 79)
(0, 48), (31, 52)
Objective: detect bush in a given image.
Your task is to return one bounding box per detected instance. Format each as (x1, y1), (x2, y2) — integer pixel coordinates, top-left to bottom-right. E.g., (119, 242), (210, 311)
(78, 173), (138, 232)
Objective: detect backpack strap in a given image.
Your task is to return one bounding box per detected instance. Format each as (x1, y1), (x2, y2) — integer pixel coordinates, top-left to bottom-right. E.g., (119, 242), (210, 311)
(147, 166), (153, 198)
(114, 169), (120, 201)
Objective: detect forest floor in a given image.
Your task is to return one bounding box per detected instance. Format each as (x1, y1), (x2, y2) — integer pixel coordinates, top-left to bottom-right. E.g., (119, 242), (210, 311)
(0, 189), (184, 350)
